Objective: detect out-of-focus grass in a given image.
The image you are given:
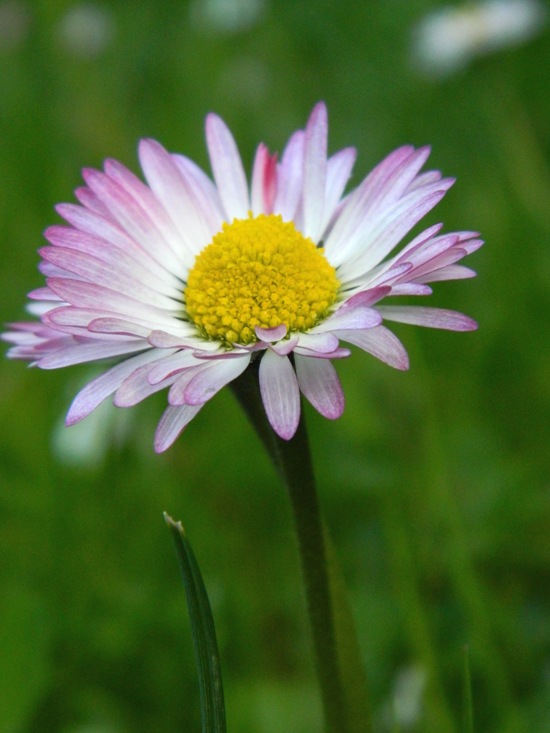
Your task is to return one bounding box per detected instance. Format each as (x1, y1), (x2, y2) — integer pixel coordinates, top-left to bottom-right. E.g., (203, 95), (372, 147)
(1, 1), (550, 731)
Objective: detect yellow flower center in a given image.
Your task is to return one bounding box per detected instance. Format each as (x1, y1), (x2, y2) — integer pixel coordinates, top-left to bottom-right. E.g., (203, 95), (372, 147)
(185, 214), (340, 346)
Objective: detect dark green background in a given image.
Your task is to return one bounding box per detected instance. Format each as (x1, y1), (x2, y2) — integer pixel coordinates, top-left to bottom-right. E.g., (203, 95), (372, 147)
(1, 1), (549, 731)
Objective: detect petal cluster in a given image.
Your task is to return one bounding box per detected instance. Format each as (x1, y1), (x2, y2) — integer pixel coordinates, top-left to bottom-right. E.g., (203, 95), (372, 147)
(3, 103), (482, 451)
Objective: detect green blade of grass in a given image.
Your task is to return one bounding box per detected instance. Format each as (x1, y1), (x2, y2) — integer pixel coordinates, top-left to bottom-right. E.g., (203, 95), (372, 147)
(164, 513), (226, 733)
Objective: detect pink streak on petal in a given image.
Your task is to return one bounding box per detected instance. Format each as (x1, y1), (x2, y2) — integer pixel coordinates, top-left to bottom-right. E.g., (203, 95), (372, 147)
(295, 355), (344, 419)
(259, 350), (300, 440)
(251, 144), (278, 215)
(205, 113), (249, 220)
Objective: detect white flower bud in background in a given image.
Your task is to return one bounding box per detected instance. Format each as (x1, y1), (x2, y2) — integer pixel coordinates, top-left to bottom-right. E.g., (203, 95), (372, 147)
(412, 0), (547, 77)
(190, 0), (265, 34)
(56, 2), (115, 57)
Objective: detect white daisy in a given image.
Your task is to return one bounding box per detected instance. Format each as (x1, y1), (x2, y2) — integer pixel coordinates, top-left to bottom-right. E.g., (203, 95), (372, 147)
(3, 103), (482, 451)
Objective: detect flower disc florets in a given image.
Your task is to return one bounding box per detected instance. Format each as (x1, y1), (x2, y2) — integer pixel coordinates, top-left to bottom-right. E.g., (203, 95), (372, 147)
(185, 213), (340, 346)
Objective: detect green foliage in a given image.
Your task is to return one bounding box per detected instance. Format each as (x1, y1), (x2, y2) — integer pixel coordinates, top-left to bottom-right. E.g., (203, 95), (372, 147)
(1, 1), (550, 731)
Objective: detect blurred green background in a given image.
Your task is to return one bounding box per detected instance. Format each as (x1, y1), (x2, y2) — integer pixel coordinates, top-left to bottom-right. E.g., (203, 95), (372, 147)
(1, 0), (550, 731)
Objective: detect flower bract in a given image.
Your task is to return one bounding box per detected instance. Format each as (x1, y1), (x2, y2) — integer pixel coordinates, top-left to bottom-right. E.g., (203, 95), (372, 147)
(3, 103), (482, 451)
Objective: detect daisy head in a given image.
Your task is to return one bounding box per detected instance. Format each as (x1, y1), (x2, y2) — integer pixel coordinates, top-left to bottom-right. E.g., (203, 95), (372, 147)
(3, 103), (482, 451)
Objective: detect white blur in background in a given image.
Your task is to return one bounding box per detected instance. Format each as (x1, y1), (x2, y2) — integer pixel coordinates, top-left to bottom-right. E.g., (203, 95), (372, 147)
(412, 0), (547, 77)
(56, 2), (115, 57)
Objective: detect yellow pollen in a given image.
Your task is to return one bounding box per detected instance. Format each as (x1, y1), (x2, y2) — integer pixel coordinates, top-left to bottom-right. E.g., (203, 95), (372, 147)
(185, 214), (340, 346)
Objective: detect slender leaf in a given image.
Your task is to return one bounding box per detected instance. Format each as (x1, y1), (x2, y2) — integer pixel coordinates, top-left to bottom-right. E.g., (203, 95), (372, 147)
(164, 513), (226, 733)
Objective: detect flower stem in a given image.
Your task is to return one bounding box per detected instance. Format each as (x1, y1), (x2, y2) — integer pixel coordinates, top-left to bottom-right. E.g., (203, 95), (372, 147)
(231, 363), (370, 733)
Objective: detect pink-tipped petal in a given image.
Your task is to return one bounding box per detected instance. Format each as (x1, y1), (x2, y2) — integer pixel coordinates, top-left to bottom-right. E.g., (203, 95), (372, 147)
(154, 404), (203, 452)
(255, 324), (288, 342)
(259, 350), (300, 440)
(295, 355), (344, 419)
(311, 307), (381, 333)
(66, 349), (166, 425)
(414, 265), (476, 283)
(183, 355), (250, 405)
(295, 331), (339, 354)
(378, 306), (478, 331)
(38, 339), (149, 369)
(338, 325), (410, 370)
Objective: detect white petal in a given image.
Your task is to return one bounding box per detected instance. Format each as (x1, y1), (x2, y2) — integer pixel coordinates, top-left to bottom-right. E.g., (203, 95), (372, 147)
(378, 306), (478, 331)
(183, 355), (250, 405)
(54, 206), (182, 290)
(336, 186), (452, 279)
(172, 153), (225, 231)
(273, 130), (304, 221)
(138, 139), (213, 254)
(38, 339), (149, 369)
(324, 146), (418, 261)
(205, 113), (249, 220)
(321, 147), (356, 233)
(154, 404), (203, 452)
(66, 349), (166, 425)
(302, 102), (327, 241)
(255, 324), (287, 342)
(47, 278), (182, 327)
(295, 331), (339, 354)
(75, 186), (111, 216)
(82, 168), (186, 275)
(41, 246), (180, 311)
(311, 307), (381, 333)
(337, 325), (409, 370)
(414, 264), (476, 283)
(295, 355), (344, 419)
(44, 225), (182, 300)
(259, 350), (300, 440)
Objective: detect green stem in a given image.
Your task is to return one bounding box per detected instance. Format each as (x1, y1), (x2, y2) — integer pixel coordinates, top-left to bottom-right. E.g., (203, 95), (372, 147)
(231, 362), (354, 733)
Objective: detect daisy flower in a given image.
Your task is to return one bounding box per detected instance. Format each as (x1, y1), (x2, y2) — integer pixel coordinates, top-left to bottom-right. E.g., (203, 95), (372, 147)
(3, 103), (482, 452)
